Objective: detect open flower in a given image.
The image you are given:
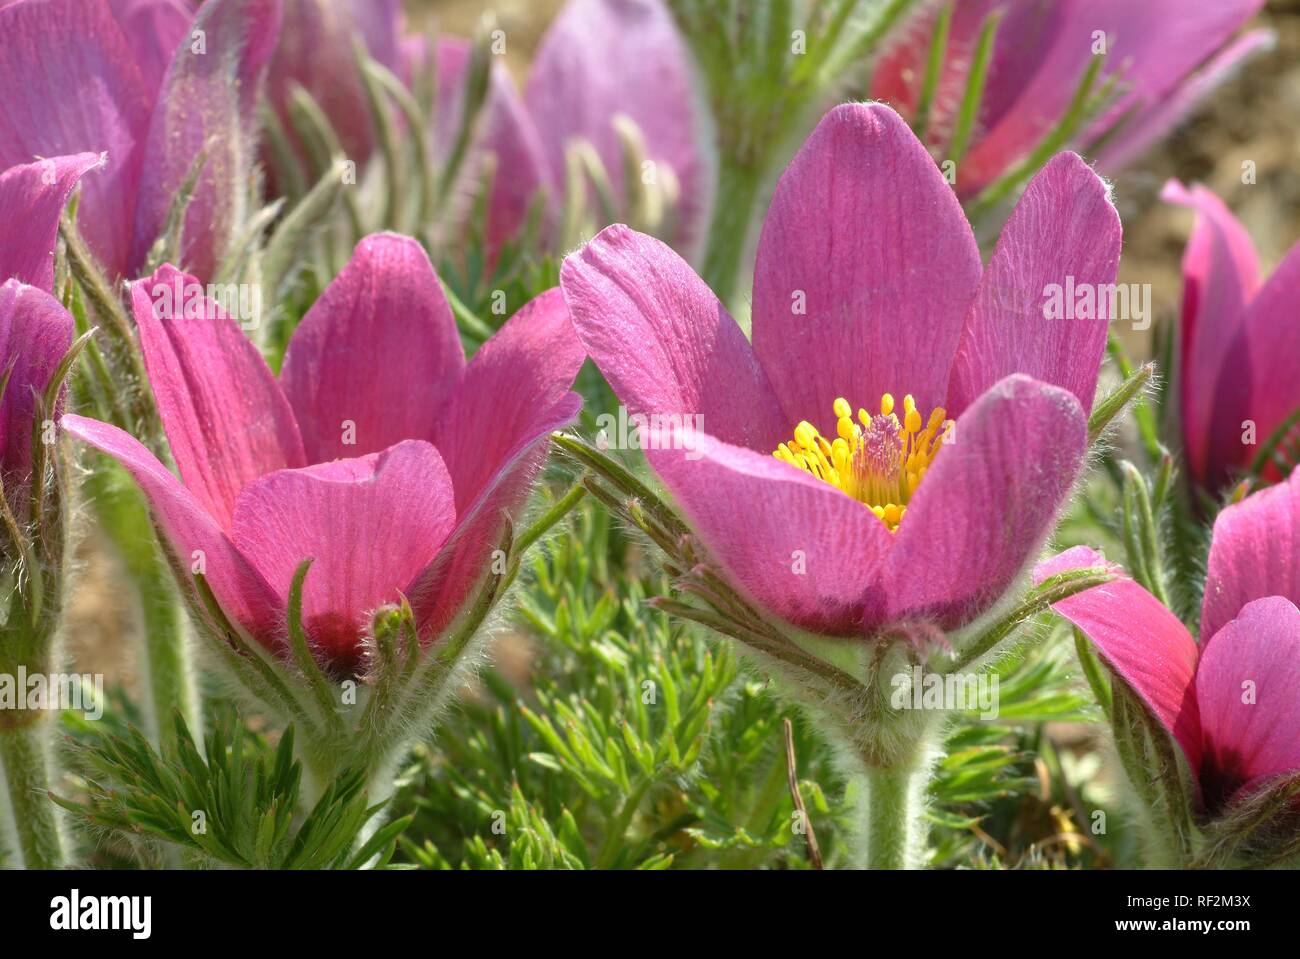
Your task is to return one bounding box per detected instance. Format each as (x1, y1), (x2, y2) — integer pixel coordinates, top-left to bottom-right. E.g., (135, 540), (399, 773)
(871, 0), (1271, 198)
(1163, 181), (1300, 494)
(0, 0), (282, 281)
(561, 102), (1120, 643)
(1037, 468), (1300, 817)
(62, 233), (583, 679)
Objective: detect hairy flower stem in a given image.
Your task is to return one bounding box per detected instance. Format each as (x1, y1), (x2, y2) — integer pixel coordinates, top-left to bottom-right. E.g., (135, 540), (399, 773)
(0, 716), (66, 868)
(91, 465), (200, 751)
(699, 157), (765, 304)
(855, 758), (931, 870)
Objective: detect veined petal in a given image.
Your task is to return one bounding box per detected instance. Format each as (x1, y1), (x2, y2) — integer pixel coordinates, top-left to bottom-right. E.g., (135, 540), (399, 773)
(0, 0), (154, 278)
(1035, 544), (1203, 776)
(873, 375), (1086, 634)
(131, 265), (306, 532)
(947, 152), (1121, 418)
(0, 153), (104, 291)
(524, 0), (713, 256)
(432, 287), (583, 518)
(61, 413), (282, 647)
(132, 0), (283, 280)
(231, 439), (456, 677)
(0, 280), (72, 511)
(645, 429), (896, 636)
(1162, 181), (1261, 484)
(1195, 596), (1300, 813)
(751, 103), (982, 433)
(1202, 469), (1300, 641)
(280, 233), (464, 463)
(561, 224), (787, 453)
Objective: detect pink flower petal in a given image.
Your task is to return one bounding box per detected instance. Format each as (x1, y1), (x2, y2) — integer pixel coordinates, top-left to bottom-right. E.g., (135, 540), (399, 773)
(131, 265), (306, 532)
(1094, 29), (1274, 172)
(408, 288), (583, 640)
(1161, 181), (1261, 485)
(947, 152), (1121, 418)
(0, 280), (72, 511)
(231, 439), (456, 677)
(525, 0), (713, 257)
(108, 0), (192, 93)
(279, 233), (464, 463)
(1229, 241), (1300, 483)
(1195, 596), (1300, 812)
(132, 0), (283, 280)
(1034, 544), (1203, 776)
(644, 430), (896, 636)
(0, 153), (104, 291)
(61, 412), (282, 647)
(751, 103), (982, 433)
(431, 36), (553, 257)
(267, 0), (404, 162)
(1202, 469), (1300, 641)
(561, 224), (787, 453)
(872, 374), (1086, 634)
(0, 0), (154, 278)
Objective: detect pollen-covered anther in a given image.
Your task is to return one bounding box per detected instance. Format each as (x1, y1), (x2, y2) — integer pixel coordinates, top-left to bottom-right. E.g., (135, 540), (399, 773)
(773, 393), (953, 531)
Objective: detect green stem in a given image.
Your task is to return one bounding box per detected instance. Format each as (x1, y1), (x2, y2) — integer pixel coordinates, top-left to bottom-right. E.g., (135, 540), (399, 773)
(699, 157), (766, 305)
(856, 759), (930, 870)
(91, 464), (201, 751)
(0, 717), (66, 869)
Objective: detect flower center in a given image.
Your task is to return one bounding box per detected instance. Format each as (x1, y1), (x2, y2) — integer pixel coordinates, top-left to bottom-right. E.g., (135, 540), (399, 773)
(773, 393), (953, 531)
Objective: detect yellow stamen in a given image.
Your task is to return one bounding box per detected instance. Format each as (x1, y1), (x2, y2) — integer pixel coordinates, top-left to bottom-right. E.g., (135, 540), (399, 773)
(772, 393), (953, 532)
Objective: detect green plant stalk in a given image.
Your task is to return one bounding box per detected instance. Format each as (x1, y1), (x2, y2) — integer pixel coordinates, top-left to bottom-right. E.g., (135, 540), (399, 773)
(854, 750), (932, 870)
(699, 157), (766, 304)
(91, 463), (200, 751)
(0, 716), (66, 869)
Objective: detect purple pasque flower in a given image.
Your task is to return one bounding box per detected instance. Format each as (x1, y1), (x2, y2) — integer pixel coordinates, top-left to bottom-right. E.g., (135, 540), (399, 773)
(61, 233), (584, 678)
(872, 0), (1271, 198)
(560, 102), (1121, 642)
(1037, 467), (1300, 816)
(1163, 181), (1300, 494)
(0, 0), (282, 282)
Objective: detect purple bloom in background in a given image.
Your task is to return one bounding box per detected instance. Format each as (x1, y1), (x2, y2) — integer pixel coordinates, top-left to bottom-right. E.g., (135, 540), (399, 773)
(0, 0), (283, 281)
(1163, 181), (1300, 494)
(872, 0), (1271, 198)
(62, 234), (584, 678)
(561, 103), (1120, 642)
(1038, 468), (1300, 815)
(272, 0), (713, 259)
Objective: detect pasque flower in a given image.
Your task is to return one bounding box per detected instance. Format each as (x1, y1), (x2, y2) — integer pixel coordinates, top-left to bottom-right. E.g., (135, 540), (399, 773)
(1163, 181), (1300, 494)
(872, 0), (1271, 198)
(561, 102), (1120, 644)
(1038, 467), (1300, 819)
(0, 0), (282, 281)
(61, 233), (583, 680)
(273, 0), (712, 258)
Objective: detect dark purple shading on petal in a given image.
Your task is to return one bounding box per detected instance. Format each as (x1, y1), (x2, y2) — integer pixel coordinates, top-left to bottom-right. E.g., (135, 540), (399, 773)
(0, 153), (103, 291)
